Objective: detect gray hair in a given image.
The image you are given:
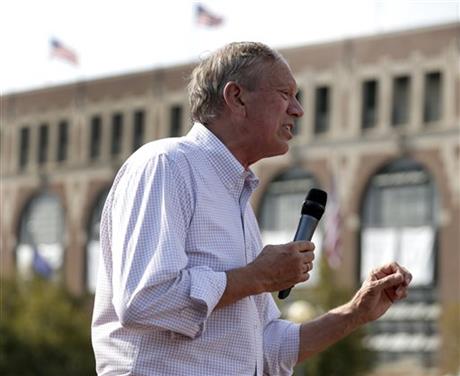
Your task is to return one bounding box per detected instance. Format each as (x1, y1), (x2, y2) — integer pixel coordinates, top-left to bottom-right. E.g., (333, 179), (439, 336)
(188, 42), (283, 125)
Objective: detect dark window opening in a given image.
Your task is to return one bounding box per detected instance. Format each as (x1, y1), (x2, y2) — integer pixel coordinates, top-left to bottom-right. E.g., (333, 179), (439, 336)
(90, 116), (101, 160)
(111, 113), (123, 156)
(362, 80), (378, 129)
(57, 120), (69, 162)
(423, 71), (442, 123)
(170, 105), (182, 137)
(314, 86), (330, 134)
(391, 76), (410, 126)
(38, 124), (48, 165)
(133, 110), (145, 152)
(19, 127), (30, 170)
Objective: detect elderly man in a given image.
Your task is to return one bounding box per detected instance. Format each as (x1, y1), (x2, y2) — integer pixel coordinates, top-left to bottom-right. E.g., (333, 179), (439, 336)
(92, 42), (412, 375)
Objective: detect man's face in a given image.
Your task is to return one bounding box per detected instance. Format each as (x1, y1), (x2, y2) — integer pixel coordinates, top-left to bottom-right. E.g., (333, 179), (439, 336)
(242, 60), (304, 163)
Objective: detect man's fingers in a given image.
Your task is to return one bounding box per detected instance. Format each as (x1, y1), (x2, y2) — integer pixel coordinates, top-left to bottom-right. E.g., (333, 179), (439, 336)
(395, 285), (407, 297)
(372, 272), (404, 290)
(290, 241), (315, 252)
(400, 266), (412, 285)
(303, 262), (313, 273)
(371, 262), (413, 286)
(302, 251), (314, 264)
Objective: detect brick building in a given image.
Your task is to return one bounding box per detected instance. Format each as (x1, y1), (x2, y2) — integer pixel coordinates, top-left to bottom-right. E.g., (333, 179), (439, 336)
(1, 22), (459, 374)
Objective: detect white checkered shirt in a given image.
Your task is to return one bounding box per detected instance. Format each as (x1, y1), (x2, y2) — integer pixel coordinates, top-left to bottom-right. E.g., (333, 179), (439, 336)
(92, 123), (300, 375)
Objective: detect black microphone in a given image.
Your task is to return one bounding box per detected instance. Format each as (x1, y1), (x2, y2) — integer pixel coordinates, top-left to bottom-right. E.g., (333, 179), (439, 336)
(278, 188), (327, 300)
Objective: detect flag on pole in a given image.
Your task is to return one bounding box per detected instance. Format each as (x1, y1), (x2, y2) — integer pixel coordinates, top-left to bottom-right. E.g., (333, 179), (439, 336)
(50, 38), (79, 65)
(324, 179), (342, 269)
(195, 4), (223, 27)
(32, 246), (53, 279)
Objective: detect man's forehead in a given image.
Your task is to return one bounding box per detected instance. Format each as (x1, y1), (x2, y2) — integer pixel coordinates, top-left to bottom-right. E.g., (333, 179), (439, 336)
(262, 61), (297, 90)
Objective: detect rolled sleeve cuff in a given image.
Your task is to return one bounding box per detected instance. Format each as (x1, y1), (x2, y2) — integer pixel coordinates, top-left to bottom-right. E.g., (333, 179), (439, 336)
(279, 322), (300, 370)
(190, 268), (227, 315)
(264, 320), (300, 375)
(173, 268), (227, 338)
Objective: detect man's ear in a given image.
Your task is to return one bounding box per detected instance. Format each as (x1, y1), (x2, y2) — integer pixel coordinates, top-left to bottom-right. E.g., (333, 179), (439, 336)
(222, 81), (246, 117)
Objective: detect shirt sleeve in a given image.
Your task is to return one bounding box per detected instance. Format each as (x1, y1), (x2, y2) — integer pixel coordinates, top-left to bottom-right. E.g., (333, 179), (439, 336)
(262, 294), (300, 376)
(109, 152), (227, 339)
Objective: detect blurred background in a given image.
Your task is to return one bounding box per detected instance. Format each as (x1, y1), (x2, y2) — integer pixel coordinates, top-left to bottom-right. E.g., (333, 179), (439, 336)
(1, 1), (459, 375)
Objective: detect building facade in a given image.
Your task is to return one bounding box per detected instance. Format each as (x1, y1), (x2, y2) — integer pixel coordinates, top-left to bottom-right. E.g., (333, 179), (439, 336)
(1, 22), (459, 374)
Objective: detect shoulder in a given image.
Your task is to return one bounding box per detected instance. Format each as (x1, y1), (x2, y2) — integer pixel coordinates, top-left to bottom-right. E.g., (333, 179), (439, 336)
(110, 137), (198, 203)
(113, 137), (201, 199)
(123, 136), (196, 173)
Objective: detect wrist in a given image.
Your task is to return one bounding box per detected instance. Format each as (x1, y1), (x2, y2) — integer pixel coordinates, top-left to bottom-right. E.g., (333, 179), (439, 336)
(244, 262), (266, 295)
(226, 264), (264, 297)
(332, 302), (365, 329)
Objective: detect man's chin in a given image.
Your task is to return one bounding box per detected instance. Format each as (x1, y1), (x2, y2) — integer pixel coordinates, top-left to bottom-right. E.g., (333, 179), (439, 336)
(267, 143), (290, 158)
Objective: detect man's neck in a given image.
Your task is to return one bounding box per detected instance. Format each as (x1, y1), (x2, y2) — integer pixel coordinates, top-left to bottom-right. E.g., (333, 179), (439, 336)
(205, 119), (256, 170)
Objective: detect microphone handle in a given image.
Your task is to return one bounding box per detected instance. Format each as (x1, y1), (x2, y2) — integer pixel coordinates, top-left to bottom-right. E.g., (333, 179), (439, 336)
(278, 215), (319, 300)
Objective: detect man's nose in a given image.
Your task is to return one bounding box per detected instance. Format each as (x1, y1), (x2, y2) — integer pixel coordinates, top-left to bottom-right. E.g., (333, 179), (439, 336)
(288, 96), (304, 118)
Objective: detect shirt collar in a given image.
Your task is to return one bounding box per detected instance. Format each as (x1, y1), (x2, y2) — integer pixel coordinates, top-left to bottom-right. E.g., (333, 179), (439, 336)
(186, 123), (259, 198)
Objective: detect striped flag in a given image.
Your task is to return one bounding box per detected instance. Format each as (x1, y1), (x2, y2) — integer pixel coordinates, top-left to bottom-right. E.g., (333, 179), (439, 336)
(195, 4), (223, 27)
(50, 38), (79, 65)
(324, 179), (342, 269)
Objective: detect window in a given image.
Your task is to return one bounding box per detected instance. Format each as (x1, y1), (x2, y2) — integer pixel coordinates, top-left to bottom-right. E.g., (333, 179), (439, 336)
(361, 80), (378, 129)
(111, 113), (123, 156)
(424, 71), (442, 123)
(89, 115), (102, 160)
(361, 159), (437, 284)
(86, 189), (109, 293)
(133, 110), (145, 152)
(391, 76), (410, 126)
(314, 86), (330, 134)
(293, 90), (303, 135)
(56, 120), (69, 162)
(258, 169), (324, 286)
(170, 105), (182, 137)
(19, 127), (29, 170)
(363, 170), (433, 228)
(38, 123), (48, 165)
(360, 159), (439, 367)
(259, 169), (317, 236)
(16, 192), (65, 280)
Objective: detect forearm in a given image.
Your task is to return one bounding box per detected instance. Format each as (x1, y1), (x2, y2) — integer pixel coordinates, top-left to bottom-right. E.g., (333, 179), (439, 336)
(215, 265), (263, 309)
(297, 302), (362, 363)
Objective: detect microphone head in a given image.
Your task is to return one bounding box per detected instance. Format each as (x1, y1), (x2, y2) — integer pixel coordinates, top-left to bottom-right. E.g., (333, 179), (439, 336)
(306, 188), (327, 207)
(301, 188), (327, 219)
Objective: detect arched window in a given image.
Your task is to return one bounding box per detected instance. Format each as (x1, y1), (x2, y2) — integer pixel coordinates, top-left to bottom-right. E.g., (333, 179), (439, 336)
(86, 190), (109, 293)
(360, 158), (438, 285)
(258, 168), (323, 285)
(360, 158), (439, 367)
(16, 192), (65, 279)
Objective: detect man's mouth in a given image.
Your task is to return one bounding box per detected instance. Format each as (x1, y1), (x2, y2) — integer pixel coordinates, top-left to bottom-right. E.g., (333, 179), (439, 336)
(283, 124), (294, 138)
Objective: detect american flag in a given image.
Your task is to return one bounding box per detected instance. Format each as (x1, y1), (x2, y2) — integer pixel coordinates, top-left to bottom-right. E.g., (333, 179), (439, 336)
(195, 4), (223, 27)
(50, 38), (78, 65)
(324, 178), (342, 269)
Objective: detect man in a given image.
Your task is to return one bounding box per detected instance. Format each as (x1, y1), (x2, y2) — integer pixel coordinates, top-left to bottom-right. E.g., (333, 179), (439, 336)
(92, 42), (412, 375)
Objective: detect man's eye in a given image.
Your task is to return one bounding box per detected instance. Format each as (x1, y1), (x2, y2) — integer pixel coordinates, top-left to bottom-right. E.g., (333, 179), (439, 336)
(279, 91), (289, 99)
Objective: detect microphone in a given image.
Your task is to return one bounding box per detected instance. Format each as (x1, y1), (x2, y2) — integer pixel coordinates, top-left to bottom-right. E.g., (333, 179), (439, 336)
(278, 188), (327, 300)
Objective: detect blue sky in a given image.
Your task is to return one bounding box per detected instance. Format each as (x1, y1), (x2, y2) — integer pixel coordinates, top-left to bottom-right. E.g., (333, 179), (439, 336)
(1, 0), (458, 94)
